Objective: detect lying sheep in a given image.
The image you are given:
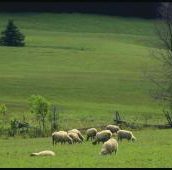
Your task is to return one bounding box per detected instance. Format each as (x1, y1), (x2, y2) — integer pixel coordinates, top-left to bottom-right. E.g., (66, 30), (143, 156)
(100, 138), (118, 155)
(52, 131), (73, 145)
(30, 150), (55, 156)
(106, 124), (120, 133)
(68, 132), (82, 144)
(86, 128), (97, 141)
(68, 129), (85, 141)
(117, 130), (136, 142)
(92, 130), (112, 145)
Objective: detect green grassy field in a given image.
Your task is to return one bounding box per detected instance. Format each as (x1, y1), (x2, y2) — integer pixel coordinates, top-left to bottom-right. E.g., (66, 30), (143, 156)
(0, 128), (172, 168)
(0, 13), (165, 128)
(0, 12), (171, 168)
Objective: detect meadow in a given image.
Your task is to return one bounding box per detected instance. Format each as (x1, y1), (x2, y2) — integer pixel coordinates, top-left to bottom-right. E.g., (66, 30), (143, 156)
(0, 13), (165, 128)
(0, 128), (172, 168)
(0, 12), (171, 168)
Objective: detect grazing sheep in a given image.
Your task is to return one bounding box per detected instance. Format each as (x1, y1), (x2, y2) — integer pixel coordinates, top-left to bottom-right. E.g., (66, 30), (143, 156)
(92, 130), (112, 145)
(100, 138), (118, 155)
(86, 128), (97, 141)
(68, 129), (85, 141)
(68, 132), (82, 144)
(52, 131), (73, 145)
(117, 130), (136, 142)
(30, 150), (55, 156)
(106, 124), (120, 133)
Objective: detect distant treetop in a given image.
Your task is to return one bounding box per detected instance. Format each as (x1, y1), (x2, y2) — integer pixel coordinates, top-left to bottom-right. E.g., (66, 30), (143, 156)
(0, 19), (25, 47)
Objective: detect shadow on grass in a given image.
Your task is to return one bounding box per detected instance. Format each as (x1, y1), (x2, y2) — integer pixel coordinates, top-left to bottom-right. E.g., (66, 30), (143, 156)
(27, 45), (93, 51)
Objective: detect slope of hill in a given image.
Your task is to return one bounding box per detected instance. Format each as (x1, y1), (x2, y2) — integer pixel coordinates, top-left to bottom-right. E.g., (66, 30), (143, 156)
(0, 13), (164, 127)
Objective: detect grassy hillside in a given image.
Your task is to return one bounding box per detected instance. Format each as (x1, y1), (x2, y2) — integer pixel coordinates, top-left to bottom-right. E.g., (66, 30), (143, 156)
(0, 13), (165, 128)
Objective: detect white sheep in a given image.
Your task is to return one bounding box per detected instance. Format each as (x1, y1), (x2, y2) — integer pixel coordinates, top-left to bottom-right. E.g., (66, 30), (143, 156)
(68, 129), (85, 141)
(92, 130), (112, 145)
(106, 124), (120, 133)
(117, 130), (136, 142)
(68, 132), (82, 144)
(86, 128), (97, 141)
(52, 131), (73, 145)
(30, 150), (55, 156)
(100, 138), (118, 155)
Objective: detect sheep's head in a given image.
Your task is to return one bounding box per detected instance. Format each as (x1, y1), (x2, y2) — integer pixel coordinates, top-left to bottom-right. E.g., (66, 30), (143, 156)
(30, 153), (38, 156)
(100, 149), (108, 155)
(131, 136), (136, 142)
(92, 140), (97, 145)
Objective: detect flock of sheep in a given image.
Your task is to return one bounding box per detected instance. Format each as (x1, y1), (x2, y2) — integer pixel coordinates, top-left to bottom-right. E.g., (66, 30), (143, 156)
(30, 124), (136, 157)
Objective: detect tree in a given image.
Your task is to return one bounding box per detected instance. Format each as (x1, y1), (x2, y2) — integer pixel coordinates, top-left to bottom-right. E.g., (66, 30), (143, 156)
(29, 95), (50, 135)
(49, 104), (60, 132)
(155, 3), (172, 111)
(146, 3), (172, 114)
(0, 19), (25, 47)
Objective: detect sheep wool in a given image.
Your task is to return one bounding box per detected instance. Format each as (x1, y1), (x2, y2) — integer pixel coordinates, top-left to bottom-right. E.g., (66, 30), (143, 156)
(68, 132), (82, 143)
(92, 130), (112, 145)
(30, 150), (55, 156)
(100, 138), (118, 155)
(52, 131), (73, 145)
(106, 124), (120, 133)
(86, 128), (97, 141)
(117, 130), (136, 142)
(68, 129), (85, 141)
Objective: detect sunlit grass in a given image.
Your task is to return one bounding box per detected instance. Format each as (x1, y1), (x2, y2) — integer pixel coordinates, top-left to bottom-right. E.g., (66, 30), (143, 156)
(0, 129), (172, 168)
(0, 13), (163, 127)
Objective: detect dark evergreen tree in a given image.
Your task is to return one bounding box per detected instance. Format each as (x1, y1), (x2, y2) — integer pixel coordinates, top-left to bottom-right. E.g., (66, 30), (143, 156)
(0, 19), (25, 47)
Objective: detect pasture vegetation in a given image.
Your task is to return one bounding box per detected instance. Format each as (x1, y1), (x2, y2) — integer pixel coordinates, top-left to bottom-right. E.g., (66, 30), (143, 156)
(0, 13), (165, 128)
(0, 13), (171, 167)
(0, 129), (172, 168)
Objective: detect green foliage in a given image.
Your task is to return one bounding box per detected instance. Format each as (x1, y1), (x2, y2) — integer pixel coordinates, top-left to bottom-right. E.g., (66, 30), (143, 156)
(29, 95), (49, 118)
(0, 19), (25, 47)
(0, 104), (7, 116)
(0, 104), (8, 136)
(28, 95), (50, 135)
(9, 118), (30, 137)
